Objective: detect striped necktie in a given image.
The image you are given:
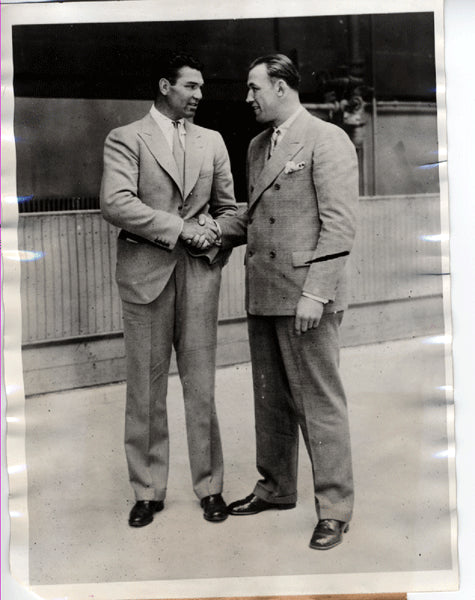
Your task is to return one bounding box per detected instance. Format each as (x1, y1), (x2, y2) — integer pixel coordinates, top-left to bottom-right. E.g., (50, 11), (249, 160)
(268, 128), (281, 158)
(172, 120), (185, 188)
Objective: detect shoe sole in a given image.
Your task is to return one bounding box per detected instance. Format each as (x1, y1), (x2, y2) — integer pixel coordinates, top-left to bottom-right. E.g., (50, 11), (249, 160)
(309, 524), (349, 550)
(228, 503), (296, 516)
(309, 538), (343, 550)
(128, 516), (154, 528)
(203, 512), (229, 522)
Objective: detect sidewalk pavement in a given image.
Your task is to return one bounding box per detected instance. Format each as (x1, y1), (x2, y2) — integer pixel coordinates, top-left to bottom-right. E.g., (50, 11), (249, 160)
(23, 337), (454, 586)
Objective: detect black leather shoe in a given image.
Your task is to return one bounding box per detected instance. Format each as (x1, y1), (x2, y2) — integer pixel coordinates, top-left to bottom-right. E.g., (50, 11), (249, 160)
(309, 519), (349, 550)
(227, 493), (296, 515)
(200, 494), (228, 522)
(128, 500), (164, 528)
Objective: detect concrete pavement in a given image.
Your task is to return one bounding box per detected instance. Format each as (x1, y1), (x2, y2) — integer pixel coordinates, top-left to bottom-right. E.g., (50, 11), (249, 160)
(23, 337), (455, 586)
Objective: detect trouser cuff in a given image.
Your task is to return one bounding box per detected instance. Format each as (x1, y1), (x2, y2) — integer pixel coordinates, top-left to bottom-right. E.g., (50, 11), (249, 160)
(254, 482), (297, 504)
(133, 488), (166, 502)
(318, 507), (353, 522)
(196, 486), (224, 501)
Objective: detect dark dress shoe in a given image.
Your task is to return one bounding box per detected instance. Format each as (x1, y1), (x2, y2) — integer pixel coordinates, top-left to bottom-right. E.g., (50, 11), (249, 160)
(200, 494), (228, 522)
(228, 493), (296, 515)
(309, 519), (349, 550)
(128, 500), (164, 528)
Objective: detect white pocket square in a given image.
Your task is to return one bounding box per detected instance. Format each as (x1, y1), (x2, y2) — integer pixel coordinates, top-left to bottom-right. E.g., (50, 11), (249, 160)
(284, 160), (306, 174)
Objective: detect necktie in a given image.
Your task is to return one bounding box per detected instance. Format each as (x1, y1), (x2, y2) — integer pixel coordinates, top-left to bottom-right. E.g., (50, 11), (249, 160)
(172, 120), (185, 189)
(268, 128), (281, 158)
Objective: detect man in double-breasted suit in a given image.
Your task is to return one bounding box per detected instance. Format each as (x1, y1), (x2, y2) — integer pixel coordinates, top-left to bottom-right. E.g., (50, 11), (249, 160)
(219, 54), (358, 550)
(100, 53), (237, 527)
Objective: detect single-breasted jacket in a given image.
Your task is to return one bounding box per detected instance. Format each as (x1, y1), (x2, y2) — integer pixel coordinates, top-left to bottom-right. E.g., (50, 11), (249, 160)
(100, 112), (237, 304)
(220, 108), (359, 315)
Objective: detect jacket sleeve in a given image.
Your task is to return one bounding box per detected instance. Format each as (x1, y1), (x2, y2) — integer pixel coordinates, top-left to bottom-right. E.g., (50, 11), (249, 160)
(217, 139), (251, 249)
(209, 132), (238, 220)
(218, 206), (248, 249)
(302, 124), (359, 301)
(185, 131), (241, 263)
(100, 127), (183, 251)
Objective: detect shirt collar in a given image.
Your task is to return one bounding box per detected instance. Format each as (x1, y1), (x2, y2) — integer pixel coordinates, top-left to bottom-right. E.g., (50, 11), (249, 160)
(274, 105), (304, 134)
(150, 104), (186, 130)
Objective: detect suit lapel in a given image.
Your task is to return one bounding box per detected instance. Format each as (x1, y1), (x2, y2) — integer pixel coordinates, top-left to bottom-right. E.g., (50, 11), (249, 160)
(248, 110), (310, 211)
(249, 134), (269, 188)
(138, 114), (183, 196)
(183, 122), (205, 199)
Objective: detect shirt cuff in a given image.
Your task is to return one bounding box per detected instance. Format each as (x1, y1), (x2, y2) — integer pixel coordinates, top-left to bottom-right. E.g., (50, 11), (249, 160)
(213, 219), (222, 247)
(301, 291), (329, 304)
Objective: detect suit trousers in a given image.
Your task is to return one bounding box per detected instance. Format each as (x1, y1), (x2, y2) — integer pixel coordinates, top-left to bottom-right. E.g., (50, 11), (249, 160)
(248, 311), (354, 522)
(121, 249), (224, 502)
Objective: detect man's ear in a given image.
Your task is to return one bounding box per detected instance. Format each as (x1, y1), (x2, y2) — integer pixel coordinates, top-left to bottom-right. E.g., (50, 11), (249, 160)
(276, 79), (286, 97)
(159, 78), (170, 96)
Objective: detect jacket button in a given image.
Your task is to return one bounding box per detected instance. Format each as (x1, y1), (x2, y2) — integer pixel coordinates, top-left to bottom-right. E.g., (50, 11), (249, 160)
(269, 250), (276, 258)
(274, 183), (281, 190)
(248, 250), (254, 257)
(250, 185), (254, 192)
(269, 217), (275, 224)
(248, 217), (253, 225)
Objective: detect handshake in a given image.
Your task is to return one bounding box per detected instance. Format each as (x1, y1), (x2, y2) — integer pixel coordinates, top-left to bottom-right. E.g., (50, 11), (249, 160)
(180, 214), (221, 250)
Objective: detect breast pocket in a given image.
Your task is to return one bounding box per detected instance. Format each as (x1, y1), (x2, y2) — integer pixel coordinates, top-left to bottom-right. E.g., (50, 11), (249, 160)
(284, 169), (309, 184)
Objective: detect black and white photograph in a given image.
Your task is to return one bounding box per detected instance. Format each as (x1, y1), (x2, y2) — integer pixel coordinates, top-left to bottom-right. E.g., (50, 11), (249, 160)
(1, 0), (466, 598)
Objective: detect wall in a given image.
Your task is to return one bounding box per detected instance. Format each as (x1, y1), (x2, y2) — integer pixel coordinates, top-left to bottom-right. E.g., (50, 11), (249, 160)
(12, 12), (444, 395)
(14, 98), (150, 200)
(13, 14), (436, 102)
(19, 193), (445, 395)
(372, 104), (439, 196)
(19, 211), (246, 344)
(14, 97), (439, 203)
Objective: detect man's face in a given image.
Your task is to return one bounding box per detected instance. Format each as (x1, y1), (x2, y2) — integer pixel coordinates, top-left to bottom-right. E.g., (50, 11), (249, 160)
(246, 63), (279, 124)
(165, 66), (204, 120)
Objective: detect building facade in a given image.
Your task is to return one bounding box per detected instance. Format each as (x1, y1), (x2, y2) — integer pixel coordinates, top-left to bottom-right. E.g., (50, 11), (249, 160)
(13, 13), (444, 394)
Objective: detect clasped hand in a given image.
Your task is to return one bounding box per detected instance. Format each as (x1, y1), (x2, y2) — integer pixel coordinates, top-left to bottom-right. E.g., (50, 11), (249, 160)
(180, 214), (219, 250)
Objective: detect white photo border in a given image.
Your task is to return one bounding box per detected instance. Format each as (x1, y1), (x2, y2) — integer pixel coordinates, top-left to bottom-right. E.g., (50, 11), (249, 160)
(2, 1), (463, 599)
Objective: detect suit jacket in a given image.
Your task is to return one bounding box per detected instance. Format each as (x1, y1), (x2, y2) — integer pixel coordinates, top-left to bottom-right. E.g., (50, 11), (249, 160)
(100, 113), (237, 304)
(219, 108), (358, 315)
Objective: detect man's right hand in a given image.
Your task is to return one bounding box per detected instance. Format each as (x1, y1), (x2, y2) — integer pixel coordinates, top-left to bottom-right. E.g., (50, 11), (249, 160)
(180, 217), (219, 249)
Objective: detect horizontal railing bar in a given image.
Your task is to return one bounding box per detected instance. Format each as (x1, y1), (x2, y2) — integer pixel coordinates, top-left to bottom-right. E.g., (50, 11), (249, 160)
(17, 194), (440, 217)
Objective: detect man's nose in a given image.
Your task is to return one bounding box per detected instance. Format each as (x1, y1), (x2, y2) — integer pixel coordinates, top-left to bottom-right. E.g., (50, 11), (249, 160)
(246, 89), (253, 103)
(193, 88), (203, 100)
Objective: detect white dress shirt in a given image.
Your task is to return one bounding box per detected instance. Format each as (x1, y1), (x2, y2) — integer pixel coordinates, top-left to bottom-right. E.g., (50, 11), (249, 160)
(272, 105), (304, 146)
(150, 104), (186, 150)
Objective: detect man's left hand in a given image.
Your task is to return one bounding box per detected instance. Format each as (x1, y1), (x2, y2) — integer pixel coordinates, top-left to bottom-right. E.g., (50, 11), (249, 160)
(294, 296), (324, 335)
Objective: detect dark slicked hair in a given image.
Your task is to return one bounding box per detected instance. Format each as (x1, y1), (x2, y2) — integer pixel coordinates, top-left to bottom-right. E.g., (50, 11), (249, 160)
(158, 52), (204, 85)
(249, 53), (300, 91)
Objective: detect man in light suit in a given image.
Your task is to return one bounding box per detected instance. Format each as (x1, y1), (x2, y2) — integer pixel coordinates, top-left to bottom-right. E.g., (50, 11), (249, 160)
(100, 53), (237, 527)
(219, 54), (358, 549)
